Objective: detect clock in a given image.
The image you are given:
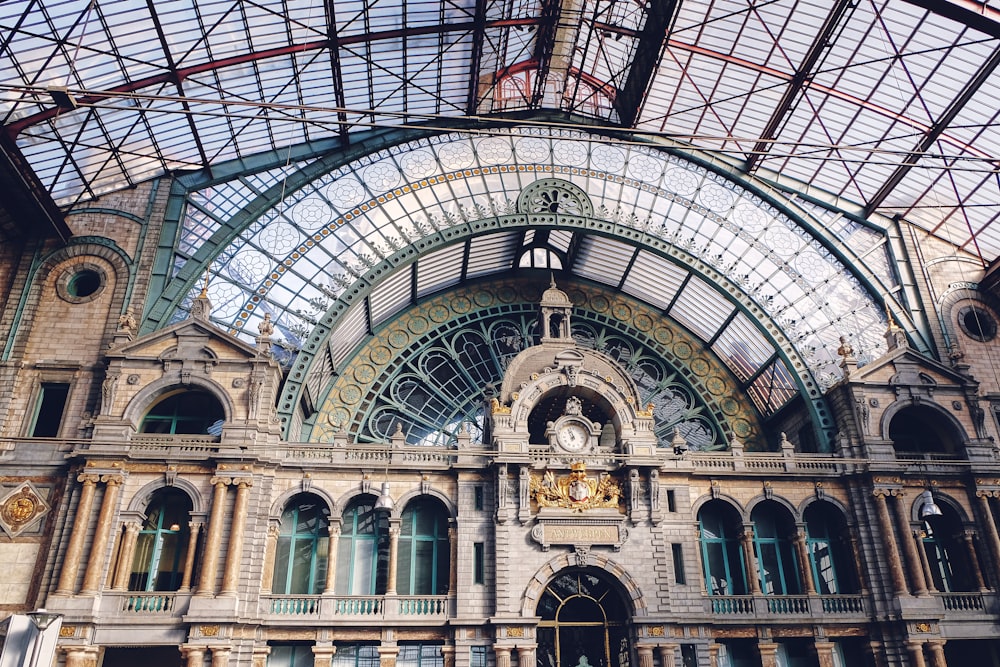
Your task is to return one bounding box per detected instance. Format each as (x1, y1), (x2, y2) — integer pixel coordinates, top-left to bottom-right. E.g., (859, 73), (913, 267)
(556, 421), (590, 452)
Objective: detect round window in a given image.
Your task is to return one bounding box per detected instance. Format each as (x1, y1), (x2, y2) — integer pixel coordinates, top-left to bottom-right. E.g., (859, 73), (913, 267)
(56, 264), (108, 304)
(958, 305), (997, 342)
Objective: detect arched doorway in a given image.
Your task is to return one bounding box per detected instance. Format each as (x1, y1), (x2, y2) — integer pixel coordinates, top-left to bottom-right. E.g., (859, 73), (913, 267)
(535, 568), (632, 667)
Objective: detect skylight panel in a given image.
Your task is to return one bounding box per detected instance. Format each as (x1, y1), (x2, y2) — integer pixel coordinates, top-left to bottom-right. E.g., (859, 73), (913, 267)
(621, 251), (687, 310)
(669, 275), (735, 341)
(329, 303), (371, 366)
(467, 232), (519, 278)
(713, 312), (775, 382)
(416, 243), (466, 297)
(370, 265), (414, 326)
(573, 236), (633, 287)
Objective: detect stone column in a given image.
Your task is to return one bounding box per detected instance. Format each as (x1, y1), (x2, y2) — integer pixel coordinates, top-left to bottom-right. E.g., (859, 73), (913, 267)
(81, 474), (124, 594)
(387, 523), (400, 595)
(313, 645), (337, 667)
(379, 645), (399, 667)
(442, 646), (455, 667)
(211, 647), (231, 667)
(636, 646), (654, 667)
(112, 521), (142, 590)
(976, 493), (1000, 588)
(905, 641), (927, 667)
(261, 520), (280, 594)
(813, 641), (836, 667)
(794, 527), (816, 594)
(181, 646), (206, 667)
(925, 640), (947, 667)
(758, 642), (779, 667)
(197, 477), (230, 596)
(741, 526), (762, 594)
(914, 530), (937, 593)
(449, 522), (458, 595)
(252, 646), (272, 667)
(516, 645), (536, 667)
(55, 473), (100, 594)
(324, 521), (342, 594)
(962, 530), (988, 591)
(494, 647), (511, 667)
(657, 644), (678, 667)
(847, 532), (869, 592)
(179, 522), (202, 592)
(892, 494), (928, 596)
(707, 644), (721, 667)
(222, 477), (253, 594)
(873, 490), (908, 595)
(63, 647), (101, 667)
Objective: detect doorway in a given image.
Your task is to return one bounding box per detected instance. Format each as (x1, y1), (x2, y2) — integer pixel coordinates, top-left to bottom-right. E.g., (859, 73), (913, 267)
(535, 568), (631, 667)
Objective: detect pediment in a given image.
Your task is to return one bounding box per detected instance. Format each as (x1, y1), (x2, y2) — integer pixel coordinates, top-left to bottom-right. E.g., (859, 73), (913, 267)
(846, 347), (974, 390)
(106, 317), (262, 364)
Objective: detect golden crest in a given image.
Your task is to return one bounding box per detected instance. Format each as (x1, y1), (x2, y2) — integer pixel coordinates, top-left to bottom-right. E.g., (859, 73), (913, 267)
(530, 463), (622, 511)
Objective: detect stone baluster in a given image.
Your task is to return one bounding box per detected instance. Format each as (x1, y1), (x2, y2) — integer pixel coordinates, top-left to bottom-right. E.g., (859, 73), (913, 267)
(55, 473), (100, 595)
(221, 477), (253, 594)
(81, 474), (125, 594)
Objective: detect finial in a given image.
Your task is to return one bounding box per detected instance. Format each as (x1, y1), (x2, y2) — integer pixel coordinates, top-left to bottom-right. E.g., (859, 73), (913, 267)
(200, 267), (210, 298)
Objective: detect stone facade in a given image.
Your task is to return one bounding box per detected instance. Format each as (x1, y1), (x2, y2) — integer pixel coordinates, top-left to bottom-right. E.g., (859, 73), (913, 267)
(1, 174), (1000, 667)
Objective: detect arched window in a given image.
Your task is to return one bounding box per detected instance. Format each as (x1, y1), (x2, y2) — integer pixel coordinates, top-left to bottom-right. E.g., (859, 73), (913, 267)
(336, 498), (389, 595)
(140, 389), (225, 435)
(698, 501), (748, 596)
(750, 502), (801, 595)
(803, 502), (857, 595)
(397, 499), (450, 595)
(921, 503), (976, 592)
(888, 405), (962, 459)
(273, 494), (330, 595)
(129, 489), (192, 591)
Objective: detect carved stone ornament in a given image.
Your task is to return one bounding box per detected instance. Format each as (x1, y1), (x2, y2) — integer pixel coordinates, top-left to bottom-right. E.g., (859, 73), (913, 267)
(531, 463), (622, 511)
(0, 482), (50, 537)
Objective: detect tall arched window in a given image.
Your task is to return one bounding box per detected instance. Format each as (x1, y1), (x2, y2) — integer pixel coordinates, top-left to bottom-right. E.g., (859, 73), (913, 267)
(698, 501), (748, 596)
(397, 499), (450, 595)
(336, 498), (388, 595)
(803, 502), (857, 595)
(888, 405), (963, 459)
(129, 489), (192, 591)
(750, 502), (801, 595)
(140, 389), (225, 435)
(921, 503), (976, 592)
(273, 494), (330, 595)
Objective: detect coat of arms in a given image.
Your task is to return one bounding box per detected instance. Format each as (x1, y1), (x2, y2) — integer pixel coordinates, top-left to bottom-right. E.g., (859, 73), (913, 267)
(530, 462), (622, 511)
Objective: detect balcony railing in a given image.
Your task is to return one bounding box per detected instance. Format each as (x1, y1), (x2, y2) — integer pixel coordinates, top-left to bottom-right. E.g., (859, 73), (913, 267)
(122, 592), (176, 613)
(261, 595), (450, 620)
(938, 592), (985, 612)
(709, 594), (866, 618)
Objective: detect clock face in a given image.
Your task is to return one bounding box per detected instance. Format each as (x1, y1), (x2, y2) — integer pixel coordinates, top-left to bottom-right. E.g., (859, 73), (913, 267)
(556, 422), (589, 452)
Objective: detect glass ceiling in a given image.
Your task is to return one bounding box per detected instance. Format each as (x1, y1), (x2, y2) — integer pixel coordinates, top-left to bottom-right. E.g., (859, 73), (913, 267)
(1, 0), (999, 261)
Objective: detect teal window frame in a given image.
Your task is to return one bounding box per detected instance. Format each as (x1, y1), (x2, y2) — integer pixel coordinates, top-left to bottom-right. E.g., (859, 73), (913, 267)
(273, 496), (330, 595)
(921, 518), (957, 592)
(332, 645), (380, 667)
(269, 644), (315, 667)
(130, 490), (191, 592)
(336, 499), (387, 595)
(698, 505), (747, 596)
(140, 390), (224, 435)
(397, 500), (450, 595)
(397, 645), (443, 667)
(29, 382), (70, 437)
(752, 509), (801, 595)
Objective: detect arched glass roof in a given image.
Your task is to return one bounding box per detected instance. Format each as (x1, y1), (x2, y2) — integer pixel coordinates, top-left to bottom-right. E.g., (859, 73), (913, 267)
(1, 0), (999, 260)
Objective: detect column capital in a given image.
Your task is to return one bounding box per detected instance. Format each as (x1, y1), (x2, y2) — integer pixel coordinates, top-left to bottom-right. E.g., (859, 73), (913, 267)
(101, 473), (126, 486)
(77, 473), (101, 485)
